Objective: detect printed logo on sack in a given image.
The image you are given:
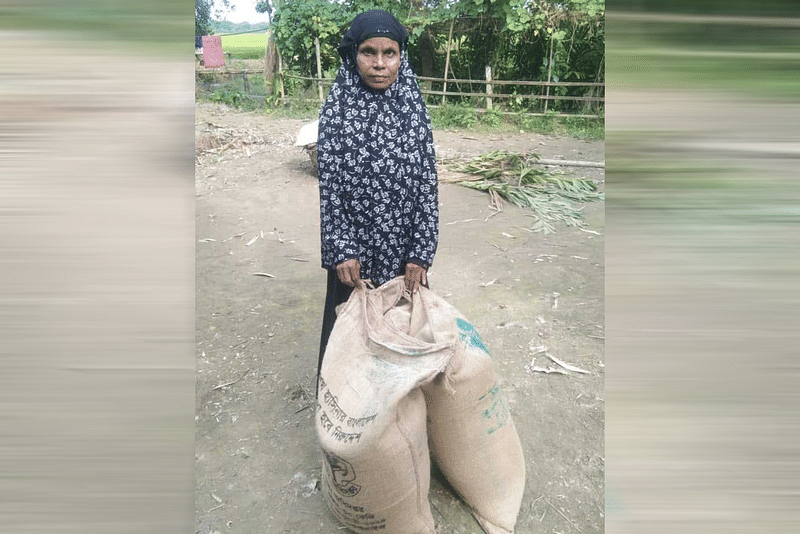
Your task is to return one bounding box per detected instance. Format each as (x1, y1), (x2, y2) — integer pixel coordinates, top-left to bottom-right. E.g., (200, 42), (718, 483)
(456, 318), (490, 355)
(324, 450), (362, 497)
(479, 383), (510, 434)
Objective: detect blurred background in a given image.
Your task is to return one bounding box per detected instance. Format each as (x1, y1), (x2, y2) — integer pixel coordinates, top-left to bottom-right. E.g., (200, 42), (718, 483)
(2, 0), (799, 533)
(605, 1), (800, 533)
(0, 2), (195, 533)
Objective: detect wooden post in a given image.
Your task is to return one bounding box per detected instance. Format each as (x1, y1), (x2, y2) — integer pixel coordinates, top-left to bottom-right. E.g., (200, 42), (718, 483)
(264, 29), (277, 96)
(442, 19), (454, 106)
(314, 36), (324, 103)
(544, 39), (553, 114)
(485, 65), (493, 111)
(242, 72), (250, 96)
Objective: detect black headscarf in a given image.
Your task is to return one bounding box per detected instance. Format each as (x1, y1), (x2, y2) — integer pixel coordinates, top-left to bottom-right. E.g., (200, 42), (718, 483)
(317, 10), (439, 286)
(337, 9), (409, 67)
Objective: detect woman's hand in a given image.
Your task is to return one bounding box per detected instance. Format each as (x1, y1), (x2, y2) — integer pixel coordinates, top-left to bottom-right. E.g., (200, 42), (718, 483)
(404, 263), (427, 294)
(336, 259), (362, 288)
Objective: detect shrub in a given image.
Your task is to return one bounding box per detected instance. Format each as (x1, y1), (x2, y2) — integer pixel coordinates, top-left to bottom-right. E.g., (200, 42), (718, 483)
(430, 104), (478, 129)
(480, 110), (504, 128)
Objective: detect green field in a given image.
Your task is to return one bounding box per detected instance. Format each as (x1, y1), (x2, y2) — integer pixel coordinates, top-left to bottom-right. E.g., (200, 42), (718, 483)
(220, 32), (268, 59)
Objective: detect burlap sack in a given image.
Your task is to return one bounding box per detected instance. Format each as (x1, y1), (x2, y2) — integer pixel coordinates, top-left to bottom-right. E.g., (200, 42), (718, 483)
(421, 311), (526, 534)
(317, 278), (456, 534)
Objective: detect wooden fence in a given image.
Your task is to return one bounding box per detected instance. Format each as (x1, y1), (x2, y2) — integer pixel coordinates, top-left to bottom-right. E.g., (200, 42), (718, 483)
(195, 66), (604, 118)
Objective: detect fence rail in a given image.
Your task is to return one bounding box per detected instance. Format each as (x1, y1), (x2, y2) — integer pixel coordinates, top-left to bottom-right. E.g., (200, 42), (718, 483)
(196, 67), (604, 117)
(417, 76), (605, 87)
(420, 90), (604, 102)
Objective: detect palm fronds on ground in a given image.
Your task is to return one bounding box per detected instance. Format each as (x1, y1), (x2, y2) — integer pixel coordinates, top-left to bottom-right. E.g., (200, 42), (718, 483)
(439, 151), (604, 233)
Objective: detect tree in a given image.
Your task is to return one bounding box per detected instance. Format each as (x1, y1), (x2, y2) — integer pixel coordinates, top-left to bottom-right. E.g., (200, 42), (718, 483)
(270, 0), (407, 77)
(266, 0), (605, 112)
(256, 0), (275, 19)
(196, 0), (232, 36)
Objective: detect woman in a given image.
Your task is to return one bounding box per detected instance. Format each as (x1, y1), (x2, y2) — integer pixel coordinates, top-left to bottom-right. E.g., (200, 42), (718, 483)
(317, 9), (439, 375)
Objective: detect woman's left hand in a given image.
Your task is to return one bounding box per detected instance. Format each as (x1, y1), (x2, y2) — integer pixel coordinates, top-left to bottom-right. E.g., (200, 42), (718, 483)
(404, 263), (427, 294)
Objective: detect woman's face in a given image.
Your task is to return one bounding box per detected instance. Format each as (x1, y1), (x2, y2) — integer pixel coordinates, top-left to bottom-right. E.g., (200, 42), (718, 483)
(356, 37), (400, 90)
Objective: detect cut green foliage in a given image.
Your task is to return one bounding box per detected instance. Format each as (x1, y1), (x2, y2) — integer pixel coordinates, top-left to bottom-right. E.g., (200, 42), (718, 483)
(441, 151), (603, 233)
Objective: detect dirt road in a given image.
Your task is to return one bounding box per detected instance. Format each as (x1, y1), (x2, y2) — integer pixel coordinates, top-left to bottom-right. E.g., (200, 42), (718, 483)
(195, 102), (604, 534)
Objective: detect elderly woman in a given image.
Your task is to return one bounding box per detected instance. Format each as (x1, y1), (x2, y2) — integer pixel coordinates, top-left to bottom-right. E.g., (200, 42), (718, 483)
(317, 9), (439, 374)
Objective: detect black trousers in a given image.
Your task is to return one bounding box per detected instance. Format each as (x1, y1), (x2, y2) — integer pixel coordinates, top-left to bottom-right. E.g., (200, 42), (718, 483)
(317, 269), (355, 379)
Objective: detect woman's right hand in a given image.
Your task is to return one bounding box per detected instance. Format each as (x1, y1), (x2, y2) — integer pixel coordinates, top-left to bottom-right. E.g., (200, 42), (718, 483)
(336, 259), (362, 289)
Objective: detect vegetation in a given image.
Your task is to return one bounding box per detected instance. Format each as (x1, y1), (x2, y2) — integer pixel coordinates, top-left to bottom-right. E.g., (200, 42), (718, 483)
(220, 32), (269, 59)
(266, 0), (604, 115)
(441, 151), (604, 233)
(212, 20), (269, 35)
(429, 105), (603, 139)
(196, 1), (606, 133)
(196, 0), (231, 36)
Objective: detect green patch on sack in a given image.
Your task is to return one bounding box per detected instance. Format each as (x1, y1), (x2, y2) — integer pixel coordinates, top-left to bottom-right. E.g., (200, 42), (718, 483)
(479, 383), (510, 434)
(456, 318), (490, 355)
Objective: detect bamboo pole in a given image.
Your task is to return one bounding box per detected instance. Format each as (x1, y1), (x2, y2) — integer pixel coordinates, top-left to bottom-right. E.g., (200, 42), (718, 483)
(442, 19), (454, 106)
(485, 65), (493, 111)
(314, 36), (324, 103)
(544, 38), (554, 114)
(449, 61), (462, 96)
(588, 56), (605, 113)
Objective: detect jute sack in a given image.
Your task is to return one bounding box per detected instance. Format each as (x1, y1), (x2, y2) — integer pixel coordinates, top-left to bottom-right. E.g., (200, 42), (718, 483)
(421, 307), (526, 534)
(317, 277), (456, 534)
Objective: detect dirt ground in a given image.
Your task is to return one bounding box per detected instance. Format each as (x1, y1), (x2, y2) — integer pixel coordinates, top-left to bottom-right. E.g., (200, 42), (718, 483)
(195, 101), (604, 534)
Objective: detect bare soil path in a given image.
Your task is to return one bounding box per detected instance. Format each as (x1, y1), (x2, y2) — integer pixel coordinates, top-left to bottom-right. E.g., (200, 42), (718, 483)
(195, 102), (604, 534)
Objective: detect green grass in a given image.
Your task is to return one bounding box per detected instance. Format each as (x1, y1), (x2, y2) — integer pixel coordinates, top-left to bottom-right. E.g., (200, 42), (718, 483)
(220, 32), (268, 60)
(430, 104), (479, 129)
(264, 101), (322, 120)
(431, 104), (604, 140)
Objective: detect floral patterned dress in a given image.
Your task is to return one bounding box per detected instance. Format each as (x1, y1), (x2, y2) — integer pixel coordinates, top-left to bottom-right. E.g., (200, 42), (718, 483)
(317, 55), (438, 287)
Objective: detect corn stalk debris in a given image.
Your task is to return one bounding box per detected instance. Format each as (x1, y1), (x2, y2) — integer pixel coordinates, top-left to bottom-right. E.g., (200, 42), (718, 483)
(439, 151), (604, 233)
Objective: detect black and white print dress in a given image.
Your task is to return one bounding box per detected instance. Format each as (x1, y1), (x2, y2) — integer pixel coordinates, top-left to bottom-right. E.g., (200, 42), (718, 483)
(317, 55), (438, 287)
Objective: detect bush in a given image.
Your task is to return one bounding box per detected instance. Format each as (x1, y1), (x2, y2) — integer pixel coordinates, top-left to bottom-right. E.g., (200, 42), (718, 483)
(430, 104), (478, 129)
(480, 110), (504, 128)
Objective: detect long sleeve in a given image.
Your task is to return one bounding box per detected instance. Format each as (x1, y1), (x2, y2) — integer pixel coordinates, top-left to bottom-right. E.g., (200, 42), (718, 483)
(318, 87), (358, 268)
(406, 120), (439, 268)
